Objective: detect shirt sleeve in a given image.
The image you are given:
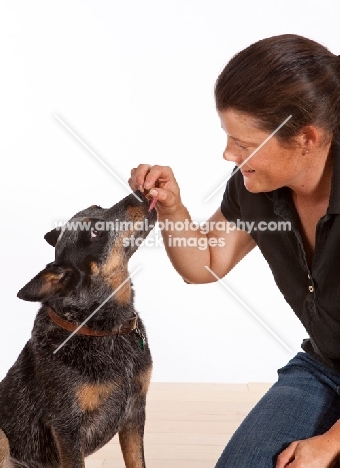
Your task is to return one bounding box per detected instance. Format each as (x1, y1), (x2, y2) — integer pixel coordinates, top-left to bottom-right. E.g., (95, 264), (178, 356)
(220, 167), (242, 222)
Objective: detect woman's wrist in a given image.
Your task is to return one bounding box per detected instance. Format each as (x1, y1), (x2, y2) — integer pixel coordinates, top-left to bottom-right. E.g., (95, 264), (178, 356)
(157, 201), (189, 224)
(327, 419), (340, 440)
(322, 420), (340, 456)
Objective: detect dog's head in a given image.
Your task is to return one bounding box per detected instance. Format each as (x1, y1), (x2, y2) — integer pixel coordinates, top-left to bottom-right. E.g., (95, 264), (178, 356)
(17, 191), (157, 306)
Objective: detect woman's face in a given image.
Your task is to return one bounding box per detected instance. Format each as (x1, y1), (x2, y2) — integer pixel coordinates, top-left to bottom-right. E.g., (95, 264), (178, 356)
(218, 109), (310, 193)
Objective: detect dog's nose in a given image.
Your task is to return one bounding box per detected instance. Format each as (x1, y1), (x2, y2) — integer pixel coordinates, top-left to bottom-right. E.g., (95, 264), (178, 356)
(129, 190), (150, 209)
(134, 190), (147, 202)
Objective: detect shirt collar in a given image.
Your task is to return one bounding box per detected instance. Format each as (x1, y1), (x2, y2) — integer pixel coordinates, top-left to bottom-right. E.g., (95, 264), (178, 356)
(328, 132), (340, 214)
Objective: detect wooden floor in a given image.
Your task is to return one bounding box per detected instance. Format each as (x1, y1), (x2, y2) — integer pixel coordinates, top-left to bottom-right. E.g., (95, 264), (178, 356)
(85, 382), (272, 468)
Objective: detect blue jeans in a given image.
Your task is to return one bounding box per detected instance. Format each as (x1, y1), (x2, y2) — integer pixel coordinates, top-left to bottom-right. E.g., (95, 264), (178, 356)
(215, 352), (340, 468)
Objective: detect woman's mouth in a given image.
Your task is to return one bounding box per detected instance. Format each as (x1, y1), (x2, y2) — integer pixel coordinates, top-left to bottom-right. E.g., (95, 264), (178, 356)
(241, 169), (255, 176)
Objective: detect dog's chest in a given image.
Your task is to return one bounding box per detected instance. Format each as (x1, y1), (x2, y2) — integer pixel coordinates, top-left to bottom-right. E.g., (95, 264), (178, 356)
(80, 389), (140, 455)
(70, 347), (151, 454)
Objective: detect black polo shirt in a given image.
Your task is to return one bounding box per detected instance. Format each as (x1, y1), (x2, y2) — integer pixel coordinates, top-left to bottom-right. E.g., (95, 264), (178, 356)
(220, 135), (340, 372)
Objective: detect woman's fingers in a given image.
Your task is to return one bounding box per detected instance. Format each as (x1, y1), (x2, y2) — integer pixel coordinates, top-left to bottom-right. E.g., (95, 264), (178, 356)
(129, 164), (181, 215)
(129, 164), (152, 191)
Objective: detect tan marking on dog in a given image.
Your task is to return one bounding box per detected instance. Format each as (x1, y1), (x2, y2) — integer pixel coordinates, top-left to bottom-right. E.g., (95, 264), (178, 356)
(111, 266), (132, 303)
(40, 272), (64, 295)
(44, 272), (63, 282)
(135, 366), (152, 395)
(77, 383), (118, 412)
(101, 238), (132, 304)
(126, 206), (145, 218)
(102, 244), (122, 274)
(90, 262), (100, 275)
(126, 206), (146, 223)
(0, 429), (10, 466)
(119, 429), (144, 468)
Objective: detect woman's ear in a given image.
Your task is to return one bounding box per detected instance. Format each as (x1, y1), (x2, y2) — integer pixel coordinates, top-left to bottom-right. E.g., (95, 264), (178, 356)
(299, 125), (330, 154)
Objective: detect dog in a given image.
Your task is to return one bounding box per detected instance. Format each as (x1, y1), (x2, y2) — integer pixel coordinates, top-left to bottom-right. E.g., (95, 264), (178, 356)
(0, 190), (157, 468)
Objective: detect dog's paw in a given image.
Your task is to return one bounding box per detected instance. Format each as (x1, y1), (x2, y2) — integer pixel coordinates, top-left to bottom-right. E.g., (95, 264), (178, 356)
(0, 429), (10, 466)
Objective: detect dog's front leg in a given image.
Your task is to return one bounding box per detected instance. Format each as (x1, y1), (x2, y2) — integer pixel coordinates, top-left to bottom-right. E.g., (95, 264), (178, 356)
(52, 429), (85, 468)
(119, 403), (146, 468)
(119, 426), (146, 468)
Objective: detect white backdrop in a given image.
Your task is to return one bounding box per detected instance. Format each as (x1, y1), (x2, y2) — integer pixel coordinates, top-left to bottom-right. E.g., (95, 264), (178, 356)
(1, 0), (339, 383)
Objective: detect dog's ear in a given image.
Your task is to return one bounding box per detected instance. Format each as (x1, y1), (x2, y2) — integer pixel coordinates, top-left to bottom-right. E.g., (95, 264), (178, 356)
(17, 264), (78, 302)
(44, 228), (61, 247)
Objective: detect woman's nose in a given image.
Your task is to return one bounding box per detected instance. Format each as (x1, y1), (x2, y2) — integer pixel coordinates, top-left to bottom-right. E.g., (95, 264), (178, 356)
(223, 146), (240, 164)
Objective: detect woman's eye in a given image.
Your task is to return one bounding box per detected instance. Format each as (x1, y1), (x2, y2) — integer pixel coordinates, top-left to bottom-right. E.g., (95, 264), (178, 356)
(236, 141), (248, 150)
(91, 228), (99, 239)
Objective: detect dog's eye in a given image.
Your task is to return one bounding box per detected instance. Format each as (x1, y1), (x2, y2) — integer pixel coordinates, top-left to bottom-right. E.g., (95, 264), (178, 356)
(91, 228), (99, 239)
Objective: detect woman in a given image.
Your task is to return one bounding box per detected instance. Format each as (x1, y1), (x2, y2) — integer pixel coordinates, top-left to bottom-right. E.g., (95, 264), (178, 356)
(129, 34), (340, 467)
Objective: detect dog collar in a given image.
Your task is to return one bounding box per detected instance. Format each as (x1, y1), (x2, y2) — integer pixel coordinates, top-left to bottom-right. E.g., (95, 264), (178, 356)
(46, 307), (138, 337)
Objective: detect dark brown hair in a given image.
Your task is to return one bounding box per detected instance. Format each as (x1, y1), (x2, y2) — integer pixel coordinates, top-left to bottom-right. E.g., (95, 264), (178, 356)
(215, 34), (340, 143)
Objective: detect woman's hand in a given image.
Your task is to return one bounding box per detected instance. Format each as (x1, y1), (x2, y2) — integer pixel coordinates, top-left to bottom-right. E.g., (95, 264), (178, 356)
(276, 433), (340, 468)
(129, 164), (182, 216)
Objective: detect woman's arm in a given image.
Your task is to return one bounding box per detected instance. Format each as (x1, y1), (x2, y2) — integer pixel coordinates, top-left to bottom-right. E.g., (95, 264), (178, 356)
(129, 164), (256, 283)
